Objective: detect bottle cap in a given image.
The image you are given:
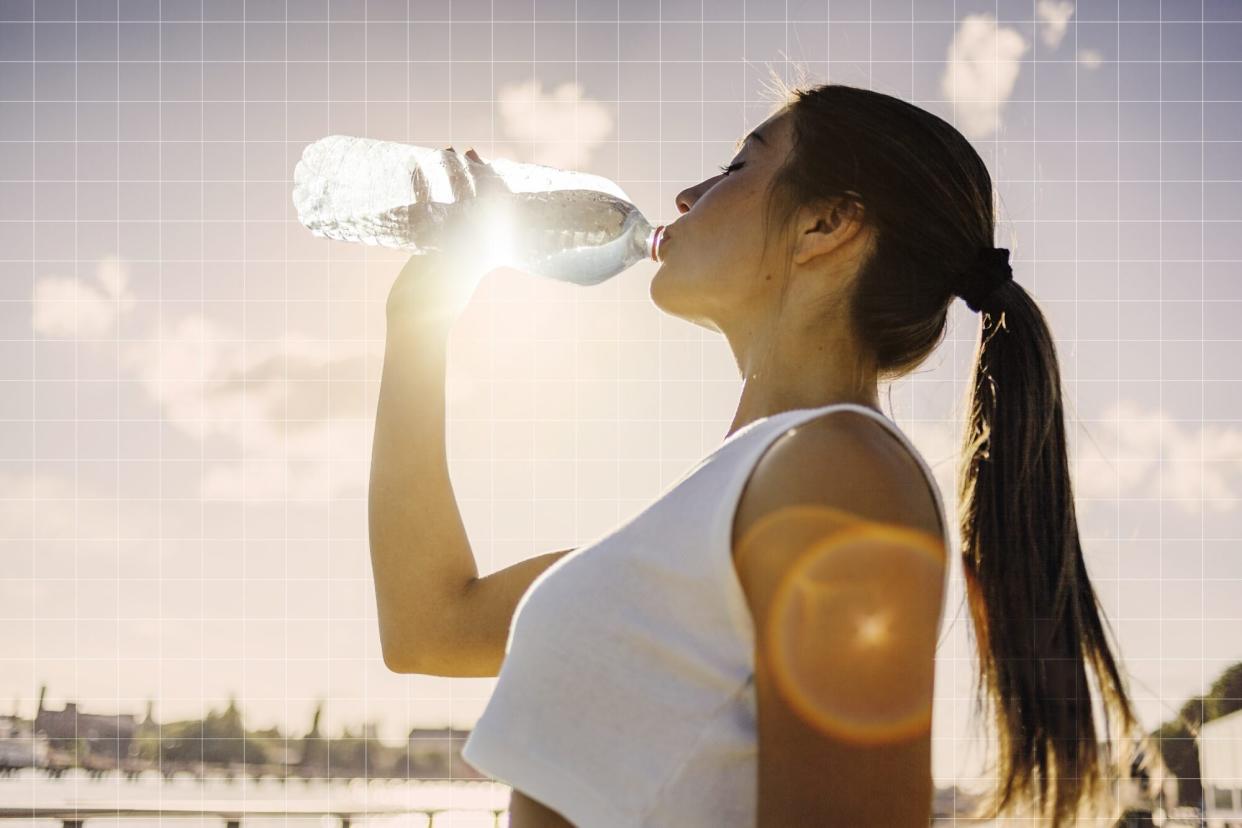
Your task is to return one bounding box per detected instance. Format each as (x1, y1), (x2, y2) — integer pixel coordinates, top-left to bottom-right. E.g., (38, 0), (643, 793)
(650, 225), (665, 261)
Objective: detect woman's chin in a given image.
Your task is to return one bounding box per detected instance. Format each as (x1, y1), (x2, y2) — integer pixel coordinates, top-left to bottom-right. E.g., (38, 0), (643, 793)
(649, 274), (721, 332)
(649, 265), (691, 317)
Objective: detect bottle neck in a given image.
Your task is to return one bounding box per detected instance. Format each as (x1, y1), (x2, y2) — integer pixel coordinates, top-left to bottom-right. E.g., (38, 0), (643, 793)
(645, 223), (666, 262)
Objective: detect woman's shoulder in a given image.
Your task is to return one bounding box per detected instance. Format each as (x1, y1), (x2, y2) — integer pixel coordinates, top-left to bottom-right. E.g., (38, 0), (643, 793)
(731, 408), (945, 571)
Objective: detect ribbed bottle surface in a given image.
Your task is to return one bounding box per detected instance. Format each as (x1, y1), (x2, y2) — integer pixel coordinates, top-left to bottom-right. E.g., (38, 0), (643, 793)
(292, 135), (661, 285)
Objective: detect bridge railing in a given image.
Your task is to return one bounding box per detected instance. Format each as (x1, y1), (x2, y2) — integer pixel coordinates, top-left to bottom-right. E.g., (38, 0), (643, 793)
(0, 802), (509, 827)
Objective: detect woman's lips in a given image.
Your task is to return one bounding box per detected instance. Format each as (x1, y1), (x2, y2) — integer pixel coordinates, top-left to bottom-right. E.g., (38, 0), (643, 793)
(658, 227), (673, 258)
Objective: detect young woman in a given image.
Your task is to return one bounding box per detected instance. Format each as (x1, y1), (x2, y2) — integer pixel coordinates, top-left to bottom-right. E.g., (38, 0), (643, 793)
(368, 83), (1137, 826)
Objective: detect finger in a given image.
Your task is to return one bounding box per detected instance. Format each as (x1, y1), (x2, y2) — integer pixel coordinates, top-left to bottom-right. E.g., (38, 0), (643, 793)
(462, 148), (510, 199)
(440, 147), (476, 203)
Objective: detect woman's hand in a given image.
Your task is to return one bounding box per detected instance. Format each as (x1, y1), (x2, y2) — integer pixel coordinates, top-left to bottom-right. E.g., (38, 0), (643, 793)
(385, 147), (507, 329)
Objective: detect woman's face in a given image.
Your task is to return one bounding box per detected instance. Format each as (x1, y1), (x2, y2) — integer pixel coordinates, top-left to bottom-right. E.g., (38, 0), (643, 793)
(651, 109), (794, 333)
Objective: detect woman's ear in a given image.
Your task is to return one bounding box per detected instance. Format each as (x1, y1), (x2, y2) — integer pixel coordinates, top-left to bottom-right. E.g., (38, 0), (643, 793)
(791, 198), (866, 267)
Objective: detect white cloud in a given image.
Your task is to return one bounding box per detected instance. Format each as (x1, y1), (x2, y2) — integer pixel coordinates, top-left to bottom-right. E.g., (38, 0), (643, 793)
(1036, 0), (1076, 50)
(940, 14), (1029, 140)
(1073, 399), (1242, 513)
(1078, 48), (1103, 69)
(32, 256), (135, 338)
(26, 253), (386, 502)
(120, 313), (380, 501)
(497, 78), (614, 170)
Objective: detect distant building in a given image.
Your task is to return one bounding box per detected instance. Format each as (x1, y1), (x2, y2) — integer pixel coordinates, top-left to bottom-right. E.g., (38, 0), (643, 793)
(263, 741), (301, 767)
(408, 726), (457, 755)
(1111, 738), (1180, 818)
(0, 715), (49, 769)
(34, 691), (136, 760)
(930, 785), (980, 818)
(1201, 707), (1242, 828)
(408, 726), (485, 780)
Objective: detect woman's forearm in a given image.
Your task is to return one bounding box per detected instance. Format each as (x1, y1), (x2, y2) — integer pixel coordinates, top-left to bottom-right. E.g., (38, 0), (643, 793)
(368, 316), (479, 673)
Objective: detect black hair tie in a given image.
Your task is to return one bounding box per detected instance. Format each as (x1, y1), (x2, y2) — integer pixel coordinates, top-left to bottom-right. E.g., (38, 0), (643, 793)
(956, 247), (1013, 313)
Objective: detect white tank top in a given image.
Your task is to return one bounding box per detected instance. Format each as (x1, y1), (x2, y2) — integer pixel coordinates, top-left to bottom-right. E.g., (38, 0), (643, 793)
(460, 402), (953, 826)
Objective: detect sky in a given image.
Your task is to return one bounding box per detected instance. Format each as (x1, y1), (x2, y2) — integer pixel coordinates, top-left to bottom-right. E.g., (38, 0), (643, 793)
(1, 0), (1240, 790)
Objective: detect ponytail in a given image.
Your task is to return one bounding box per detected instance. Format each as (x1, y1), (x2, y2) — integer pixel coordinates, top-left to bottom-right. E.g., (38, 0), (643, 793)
(762, 80), (1141, 823)
(958, 286), (1139, 826)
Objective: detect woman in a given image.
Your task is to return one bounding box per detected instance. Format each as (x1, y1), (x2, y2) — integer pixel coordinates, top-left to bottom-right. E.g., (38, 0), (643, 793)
(368, 83), (1137, 826)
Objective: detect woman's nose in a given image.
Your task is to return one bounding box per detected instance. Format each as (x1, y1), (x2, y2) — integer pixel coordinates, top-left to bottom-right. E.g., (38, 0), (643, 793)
(675, 187), (695, 214)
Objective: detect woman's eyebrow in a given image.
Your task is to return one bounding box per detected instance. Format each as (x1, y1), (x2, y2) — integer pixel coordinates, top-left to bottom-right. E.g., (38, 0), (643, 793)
(733, 128), (767, 152)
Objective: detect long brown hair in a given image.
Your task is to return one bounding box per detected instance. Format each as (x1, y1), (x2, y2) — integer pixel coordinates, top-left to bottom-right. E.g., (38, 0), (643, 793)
(758, 79), (1139, 825)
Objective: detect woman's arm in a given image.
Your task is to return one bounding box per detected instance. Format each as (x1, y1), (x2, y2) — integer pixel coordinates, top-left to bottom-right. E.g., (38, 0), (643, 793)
(731, 410), (946, 826)
(369, 249), (576, 678)
(369, 146), (579, 676)
(368, 303), (477, 674)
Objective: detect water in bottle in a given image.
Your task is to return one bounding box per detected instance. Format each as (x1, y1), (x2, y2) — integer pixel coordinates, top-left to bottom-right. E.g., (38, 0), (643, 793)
(292, 135), (667, 286)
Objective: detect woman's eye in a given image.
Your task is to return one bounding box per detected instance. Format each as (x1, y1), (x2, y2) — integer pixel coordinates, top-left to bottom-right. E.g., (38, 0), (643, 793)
(717, 162), (744, 176)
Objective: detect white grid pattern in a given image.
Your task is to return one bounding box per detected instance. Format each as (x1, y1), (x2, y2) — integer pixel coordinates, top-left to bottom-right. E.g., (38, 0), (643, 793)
(0, 0), (1239, 823)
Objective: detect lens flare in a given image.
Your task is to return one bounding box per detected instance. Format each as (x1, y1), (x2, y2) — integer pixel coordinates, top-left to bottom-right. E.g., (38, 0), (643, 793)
(474, 199), (516, 269)
(740, 506), (946, 746)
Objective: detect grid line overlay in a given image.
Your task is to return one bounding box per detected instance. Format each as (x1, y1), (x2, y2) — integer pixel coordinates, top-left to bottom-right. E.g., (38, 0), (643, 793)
(0, 0), (1238, 823)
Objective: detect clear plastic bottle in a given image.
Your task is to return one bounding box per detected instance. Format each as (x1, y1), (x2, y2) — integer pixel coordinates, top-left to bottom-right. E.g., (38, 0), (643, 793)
(292, 135), (666, 286)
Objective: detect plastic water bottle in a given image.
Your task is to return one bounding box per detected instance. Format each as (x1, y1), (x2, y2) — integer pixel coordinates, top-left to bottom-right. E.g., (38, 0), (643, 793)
(292, 135), (667, 286)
